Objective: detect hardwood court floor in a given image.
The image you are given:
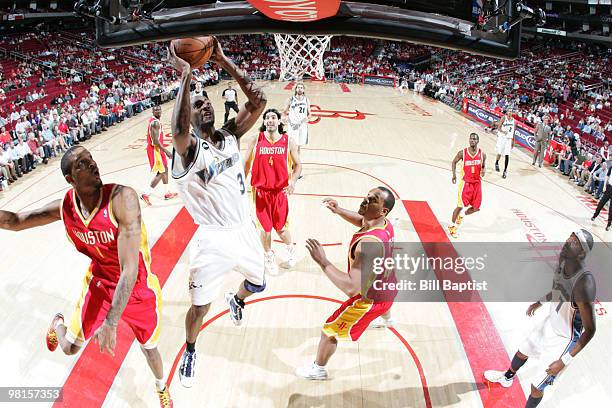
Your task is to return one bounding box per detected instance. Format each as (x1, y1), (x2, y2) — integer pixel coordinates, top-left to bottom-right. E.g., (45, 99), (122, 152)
(0, 80), (610, 407)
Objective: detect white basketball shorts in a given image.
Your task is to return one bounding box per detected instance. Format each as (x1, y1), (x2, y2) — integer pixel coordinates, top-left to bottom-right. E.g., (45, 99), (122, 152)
(518, 315), (578, 392)
(288, 123), (308, 146)
(496, 134), (513, 156)
(188, 221), (265, 306)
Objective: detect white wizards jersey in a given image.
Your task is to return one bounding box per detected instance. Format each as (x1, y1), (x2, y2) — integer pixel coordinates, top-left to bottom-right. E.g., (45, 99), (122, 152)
(500, 117), (515, 139)
(172, 130), (250, 228)
(288, 95), (309, 125)
(548, 261), (589, 339)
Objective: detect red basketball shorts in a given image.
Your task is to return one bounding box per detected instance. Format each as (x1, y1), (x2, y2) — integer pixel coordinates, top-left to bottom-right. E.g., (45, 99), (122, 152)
(66, 266), (162, 349)
(323, 294), (392, 341)
(458, 180), (482, 210)
(253, 187), (289, 233)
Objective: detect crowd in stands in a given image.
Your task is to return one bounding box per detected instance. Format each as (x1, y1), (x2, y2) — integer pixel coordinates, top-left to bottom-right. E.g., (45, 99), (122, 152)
(0, 29), (610, 197)
(0, 30), (224, 191)
(408, 40), (611, 146)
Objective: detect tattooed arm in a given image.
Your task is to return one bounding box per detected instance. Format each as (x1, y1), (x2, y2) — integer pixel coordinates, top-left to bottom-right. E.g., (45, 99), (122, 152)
(93, 186), (141, 355)
(209, 38), (267, 139)
(0, 199), (61, 231)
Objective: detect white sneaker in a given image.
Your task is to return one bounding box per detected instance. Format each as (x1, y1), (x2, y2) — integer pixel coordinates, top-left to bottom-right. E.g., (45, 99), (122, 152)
(280, 243), (297, 269)
(178, 350), (197, 388)
(295, 362), (328, 380)
(484, 370), (513, 388)
(370, 316), (394, 328)
(265, 251), (279, 276)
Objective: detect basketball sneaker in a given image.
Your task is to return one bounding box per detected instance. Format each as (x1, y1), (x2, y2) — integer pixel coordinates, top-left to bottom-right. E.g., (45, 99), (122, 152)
(448, 225), (459, 239)
(265, 251), (279, 276)
(46, 313), (64, 352)
(164, 192), (178, 200)
(280, 243), (297, 269)
(157, 385), (173, 407)
(225, 292), (243, 326)
(141, 194), (152, 206)
(455, 215), (464, 226)
(483, 370), (513, 388)
(502, 171), (507, 179)
(370, 316), (395, 328)
(295, 362), (328, 380)
(178, 350), (196, 388)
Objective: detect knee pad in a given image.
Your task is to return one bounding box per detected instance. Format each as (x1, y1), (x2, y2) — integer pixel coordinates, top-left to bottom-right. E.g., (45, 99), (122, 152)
(244, 279), (266, 293)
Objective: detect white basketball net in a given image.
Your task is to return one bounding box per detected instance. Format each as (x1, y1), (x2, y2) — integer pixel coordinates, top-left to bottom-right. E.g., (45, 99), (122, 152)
(274, 34), (332, 81)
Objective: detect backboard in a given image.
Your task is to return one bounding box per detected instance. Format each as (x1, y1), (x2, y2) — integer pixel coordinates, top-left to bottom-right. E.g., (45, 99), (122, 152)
(90, 0), (525, 59)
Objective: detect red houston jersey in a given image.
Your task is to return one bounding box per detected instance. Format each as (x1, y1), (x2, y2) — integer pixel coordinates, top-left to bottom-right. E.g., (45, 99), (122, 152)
(61, 184), (153, 288)
(250, 132), (290, 190)
(462, 147), (482, 183)
(146, 117), (164, 150)
(348, 220), (396, 301)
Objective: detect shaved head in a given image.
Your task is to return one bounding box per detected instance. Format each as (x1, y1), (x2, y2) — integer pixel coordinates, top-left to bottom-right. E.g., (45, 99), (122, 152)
(61, 145), (86, 176)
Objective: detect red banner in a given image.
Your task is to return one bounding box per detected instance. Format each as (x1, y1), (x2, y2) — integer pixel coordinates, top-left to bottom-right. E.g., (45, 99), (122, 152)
(247, 0), (340, 22)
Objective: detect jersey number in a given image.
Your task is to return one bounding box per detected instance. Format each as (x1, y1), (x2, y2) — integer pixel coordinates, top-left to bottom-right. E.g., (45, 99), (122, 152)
(299, 107), (305, 113)
(237, 173), (245, 195)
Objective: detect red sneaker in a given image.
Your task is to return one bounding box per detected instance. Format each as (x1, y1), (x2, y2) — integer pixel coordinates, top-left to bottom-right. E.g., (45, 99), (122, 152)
(164, 192), (178, 200)
(46, 313), (64, 352)
(140, 194), (152, 206)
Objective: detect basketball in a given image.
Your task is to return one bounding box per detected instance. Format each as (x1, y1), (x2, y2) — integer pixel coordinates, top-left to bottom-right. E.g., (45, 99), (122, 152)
(171, 36), (215, 68)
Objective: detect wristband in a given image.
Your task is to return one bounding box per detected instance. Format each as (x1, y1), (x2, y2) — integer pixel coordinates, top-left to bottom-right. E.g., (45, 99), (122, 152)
(561, 353), (573, 366)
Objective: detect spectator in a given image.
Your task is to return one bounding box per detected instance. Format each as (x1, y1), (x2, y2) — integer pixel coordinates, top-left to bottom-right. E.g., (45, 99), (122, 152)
(0, 143), (18, 183)
(0, 127), (12, 144)
(26, 133), (45, 164)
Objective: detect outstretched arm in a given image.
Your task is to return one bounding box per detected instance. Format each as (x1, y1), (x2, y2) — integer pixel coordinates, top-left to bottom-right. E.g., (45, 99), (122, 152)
(168, 45), (194, 157)
(322, 198), (362, 228)
(0, 199), (61, 231)
(92, 186), (141, 355)
(209, 38), (267, 138)
(306, 238), (368, 297)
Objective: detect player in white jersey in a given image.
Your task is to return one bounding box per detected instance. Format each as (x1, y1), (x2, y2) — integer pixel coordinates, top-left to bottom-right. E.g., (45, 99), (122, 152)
(283, 82), (311, 154)
(168, 37), (267, 388)
(494, 109), (516, 179)
(484, 229), (597, 408)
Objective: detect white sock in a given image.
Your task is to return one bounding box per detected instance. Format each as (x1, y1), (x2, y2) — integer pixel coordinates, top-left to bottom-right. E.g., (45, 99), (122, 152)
(155, 377), (165, 392)
(459, 207), (467, 217)
(314, 361), (325, 369)
(145, 186), (153, 196)
(450, 222), (456, 228)
(164, 183), (170, 194)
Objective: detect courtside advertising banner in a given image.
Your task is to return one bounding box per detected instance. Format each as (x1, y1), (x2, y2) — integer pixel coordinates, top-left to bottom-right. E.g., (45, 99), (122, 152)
(362, 74), (396, 87)
(462, 98), (539, 151)
(246, 0), (340, 22)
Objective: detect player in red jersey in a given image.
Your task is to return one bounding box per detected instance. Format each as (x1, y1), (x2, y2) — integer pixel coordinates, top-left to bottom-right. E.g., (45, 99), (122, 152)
(0, 146), (173, 407)
(448, 133), (486, 239)
(244, 108), (301, 275)
(141, 105), (177, 206)
(296, 187), (396, 379)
